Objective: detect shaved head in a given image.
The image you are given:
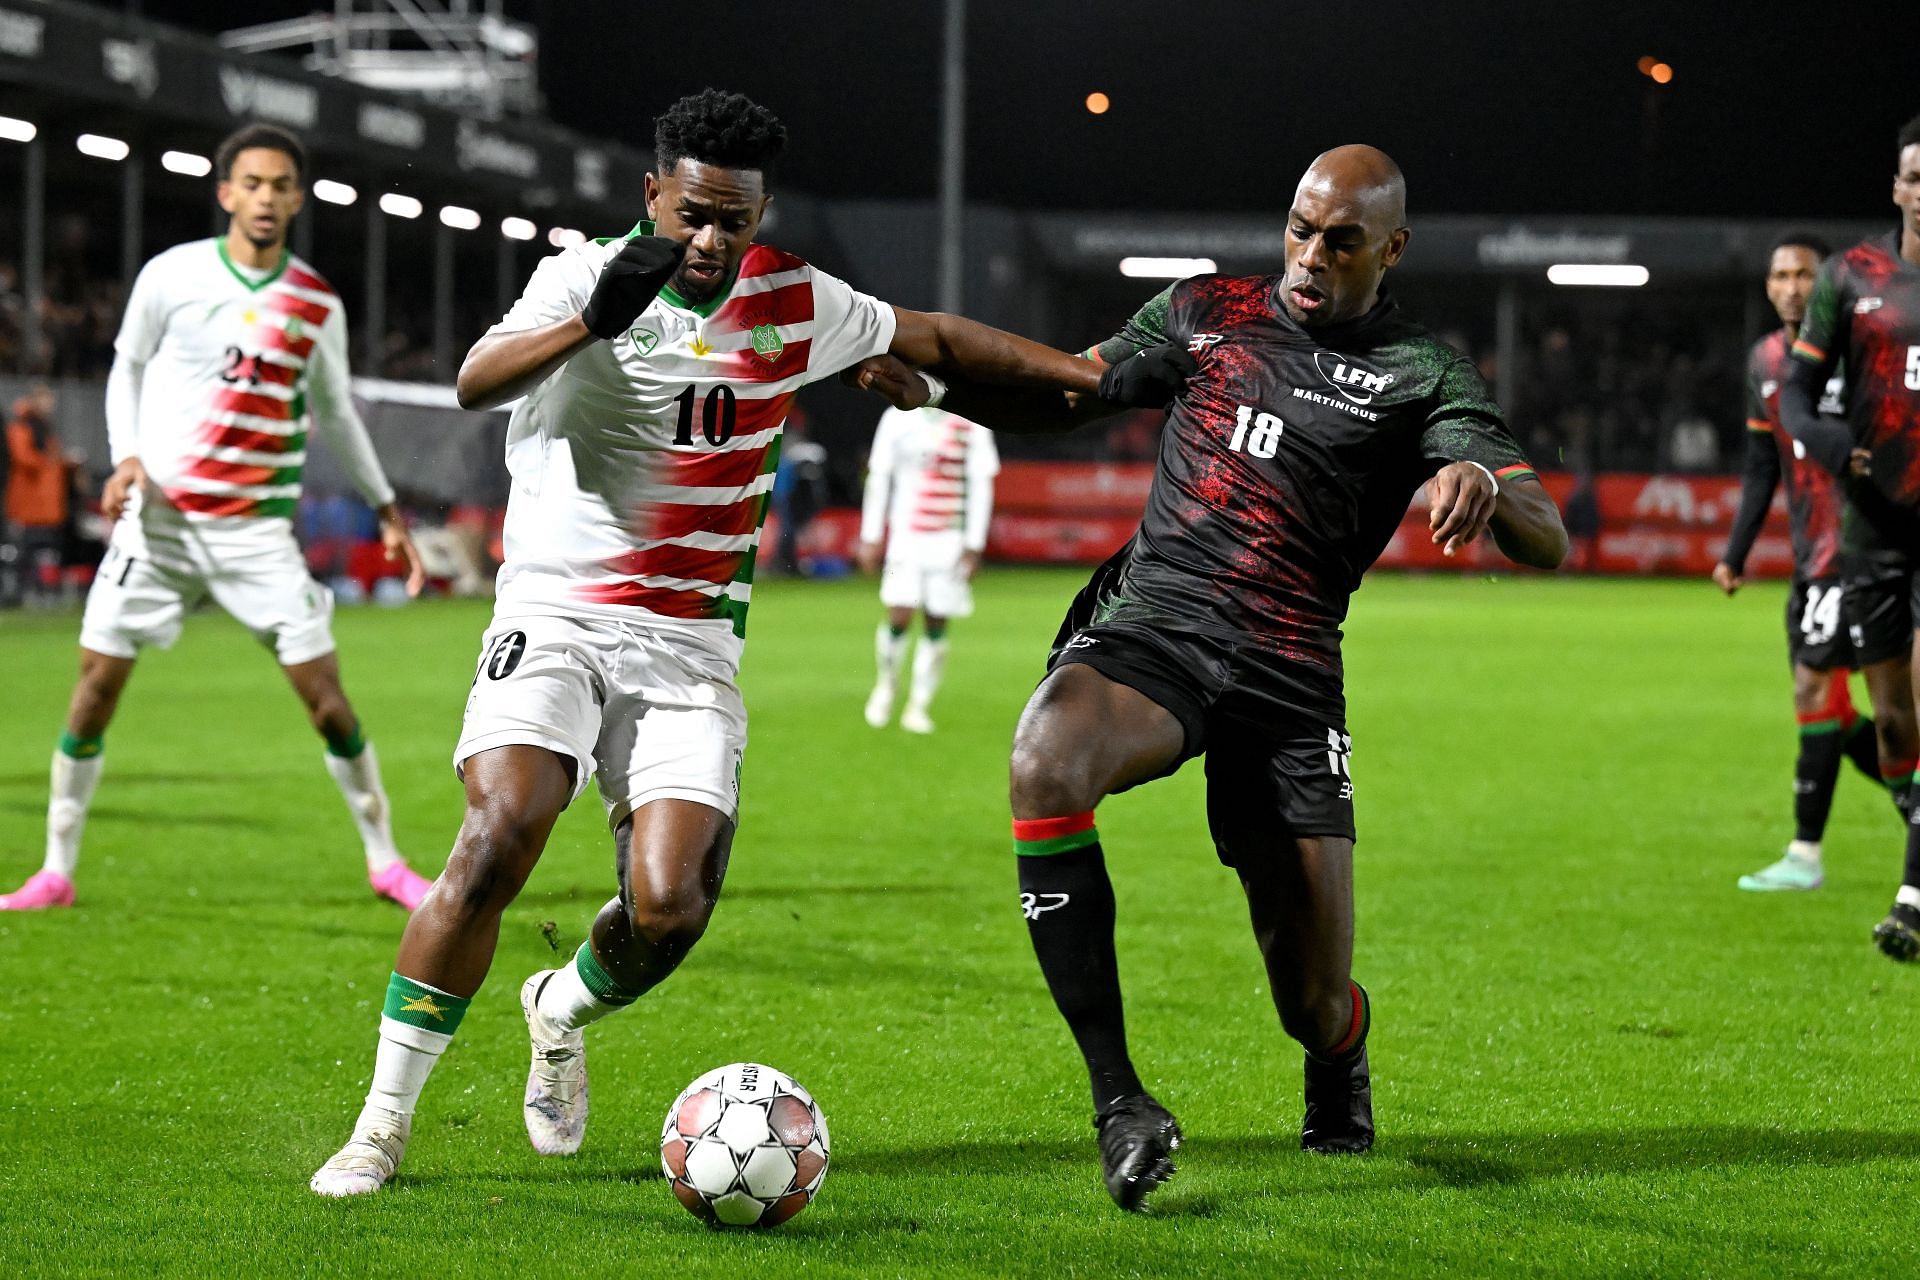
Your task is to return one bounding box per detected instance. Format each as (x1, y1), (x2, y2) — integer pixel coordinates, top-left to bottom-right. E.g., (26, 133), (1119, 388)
(1299, 145), (1407, 234)
(1281, 144), (1411, 327)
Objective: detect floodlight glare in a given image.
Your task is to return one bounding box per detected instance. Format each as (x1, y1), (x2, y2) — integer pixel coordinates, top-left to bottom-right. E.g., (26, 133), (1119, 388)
(1119, 256), (1217, 278)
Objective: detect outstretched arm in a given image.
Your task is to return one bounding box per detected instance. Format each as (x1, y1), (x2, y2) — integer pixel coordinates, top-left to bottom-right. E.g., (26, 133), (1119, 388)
(1427, 463), (1567, 569)
(888, 307), (1102, 398)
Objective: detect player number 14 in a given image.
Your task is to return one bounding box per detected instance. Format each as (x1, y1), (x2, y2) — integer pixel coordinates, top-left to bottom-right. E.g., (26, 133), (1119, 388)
(1229, 404), (1285, 458)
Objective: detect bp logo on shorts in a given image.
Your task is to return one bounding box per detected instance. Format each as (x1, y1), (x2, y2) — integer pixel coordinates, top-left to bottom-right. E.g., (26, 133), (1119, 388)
(484, 630), (527, 679)
(750, 323), (784, 364)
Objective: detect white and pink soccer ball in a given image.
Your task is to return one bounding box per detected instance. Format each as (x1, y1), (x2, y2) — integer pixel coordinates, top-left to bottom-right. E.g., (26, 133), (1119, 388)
(660, 1062), (829, 1227)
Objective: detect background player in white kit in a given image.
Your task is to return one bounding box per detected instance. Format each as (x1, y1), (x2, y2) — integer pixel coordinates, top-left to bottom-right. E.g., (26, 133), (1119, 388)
(0, 125), (431, 914)
(309, 89), (1187, 1196)
(858, 405), (999, 732)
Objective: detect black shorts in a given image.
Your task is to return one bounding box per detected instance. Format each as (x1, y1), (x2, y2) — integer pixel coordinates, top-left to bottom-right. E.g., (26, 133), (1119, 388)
(1786, 575), (1853, 671)
(1047, 620), (1356, 860)
(1843, 550), (1920, 667)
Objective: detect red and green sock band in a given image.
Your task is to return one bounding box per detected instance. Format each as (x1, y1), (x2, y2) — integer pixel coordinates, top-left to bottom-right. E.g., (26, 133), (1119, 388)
(382, 971), (470, 1035)
(58, 731), (104, 759)
(1797, 710), (1845, 736)
(1013, 812), (1100, 857)
(1884, 756), (1917, 789)
(1313, 981), (1371, 1063)
(575, 942), (642, 1007)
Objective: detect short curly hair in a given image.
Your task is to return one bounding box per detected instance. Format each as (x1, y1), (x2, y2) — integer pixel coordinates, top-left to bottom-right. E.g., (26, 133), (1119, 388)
(215, 123), (306, 183)
(654, 89), (788, 178)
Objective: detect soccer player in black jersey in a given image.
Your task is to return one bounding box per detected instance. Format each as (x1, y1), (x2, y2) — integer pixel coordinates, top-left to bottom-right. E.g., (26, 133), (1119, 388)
(1782, 114), (1920, 958)
(852, 146), (1566, 1209)
(1715, 233), (1900, 892)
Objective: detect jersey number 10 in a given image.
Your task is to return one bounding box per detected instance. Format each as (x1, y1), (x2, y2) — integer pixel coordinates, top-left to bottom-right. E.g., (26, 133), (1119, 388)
(674, 385), (739, 446)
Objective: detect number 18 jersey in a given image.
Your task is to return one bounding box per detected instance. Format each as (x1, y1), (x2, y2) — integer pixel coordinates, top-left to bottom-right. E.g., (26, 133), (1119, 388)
(489, 227), (895, 670)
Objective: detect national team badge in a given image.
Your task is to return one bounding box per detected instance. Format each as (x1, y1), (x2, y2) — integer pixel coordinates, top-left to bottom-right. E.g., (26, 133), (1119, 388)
(284, 315), (305, 342)
(628, 324), (659, 355)
(750, 322), (785, 364)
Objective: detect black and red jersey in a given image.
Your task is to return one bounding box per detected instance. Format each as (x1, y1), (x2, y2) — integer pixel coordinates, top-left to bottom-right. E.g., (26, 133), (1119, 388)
(1084, 276), (1533, 695)
(1794, 232), (1920, 541)
(1741, 329), (1845, 578)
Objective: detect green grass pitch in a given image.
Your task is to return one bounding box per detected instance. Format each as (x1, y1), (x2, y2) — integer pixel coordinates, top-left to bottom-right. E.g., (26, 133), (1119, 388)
(2, 571), (1915, 1277)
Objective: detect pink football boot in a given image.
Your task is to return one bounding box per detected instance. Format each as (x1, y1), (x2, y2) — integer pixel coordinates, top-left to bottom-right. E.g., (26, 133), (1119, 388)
(0, 870), (76, 910)
(369, 861), (434, 911)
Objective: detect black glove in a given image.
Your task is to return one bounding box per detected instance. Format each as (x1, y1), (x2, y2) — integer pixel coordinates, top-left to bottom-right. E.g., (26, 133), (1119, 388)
(581, 235), (686, 340)
(1097, 341), (1197, 408)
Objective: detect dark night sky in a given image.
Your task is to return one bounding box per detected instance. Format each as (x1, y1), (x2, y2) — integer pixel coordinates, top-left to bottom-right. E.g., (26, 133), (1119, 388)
(127, 0), (1917, 219)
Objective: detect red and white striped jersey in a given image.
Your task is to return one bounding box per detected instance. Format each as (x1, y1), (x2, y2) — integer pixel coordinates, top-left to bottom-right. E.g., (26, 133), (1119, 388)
(489, 230), (895, 665)
(859, 407), (999, 554)
(109, 238), (392, 540)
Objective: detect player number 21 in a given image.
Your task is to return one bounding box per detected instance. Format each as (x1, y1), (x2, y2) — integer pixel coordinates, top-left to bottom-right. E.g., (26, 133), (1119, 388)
(1229, 404), (1285, 458)
(673, 384), (738, 446)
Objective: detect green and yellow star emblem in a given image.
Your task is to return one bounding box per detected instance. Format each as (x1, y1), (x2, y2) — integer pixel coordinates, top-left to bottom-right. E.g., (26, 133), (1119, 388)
(399, 993), (449, 1021)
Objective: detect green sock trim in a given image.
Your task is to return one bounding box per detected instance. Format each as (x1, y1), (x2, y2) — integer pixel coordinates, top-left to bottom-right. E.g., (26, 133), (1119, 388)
(887, 624), (908, 639)
(924, 624), (948, 641)
(325, 722), (367, 759)
(382, 971), (470, 1034)
(1798, 718), (1844, 736)
(574, 943), (642, 1006)
(58, 731), (104, 759)
(1014, 827), (1102, 857)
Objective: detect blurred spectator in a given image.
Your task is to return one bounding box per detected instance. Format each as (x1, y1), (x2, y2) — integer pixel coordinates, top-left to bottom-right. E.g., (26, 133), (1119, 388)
(5, 383), (76, 604)
(771, 408), (829, 576)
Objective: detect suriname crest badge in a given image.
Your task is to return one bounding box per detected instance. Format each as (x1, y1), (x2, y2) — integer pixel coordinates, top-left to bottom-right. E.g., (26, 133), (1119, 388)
(750, 322), (785, 364)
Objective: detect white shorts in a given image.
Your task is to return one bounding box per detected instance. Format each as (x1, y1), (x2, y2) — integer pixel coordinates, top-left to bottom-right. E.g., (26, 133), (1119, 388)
(880, 549), (975, 619)
(454, 612), (748, 827)
(79, 514), (335, 666)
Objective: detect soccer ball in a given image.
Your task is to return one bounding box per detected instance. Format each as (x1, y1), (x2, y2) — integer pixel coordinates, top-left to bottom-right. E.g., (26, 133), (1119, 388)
(660, 1062), (830, 1227)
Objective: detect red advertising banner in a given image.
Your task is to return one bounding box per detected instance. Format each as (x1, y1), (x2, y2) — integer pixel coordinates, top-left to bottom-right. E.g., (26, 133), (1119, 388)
(809, 466), (1792, 575)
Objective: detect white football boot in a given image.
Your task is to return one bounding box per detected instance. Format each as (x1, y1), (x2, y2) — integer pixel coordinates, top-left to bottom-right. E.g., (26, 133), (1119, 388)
(309, 1110), (410, 1197)
(520, 970), (589, 1155)
(863, 681), (895, 729)
(900, 702), (936, 735)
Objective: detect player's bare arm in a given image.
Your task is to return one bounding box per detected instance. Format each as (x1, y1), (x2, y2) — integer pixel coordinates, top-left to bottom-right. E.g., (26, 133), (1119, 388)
(100, 456), (149, 521)
(886, 307), (1103, 398)
(847, 337), (1193, 433)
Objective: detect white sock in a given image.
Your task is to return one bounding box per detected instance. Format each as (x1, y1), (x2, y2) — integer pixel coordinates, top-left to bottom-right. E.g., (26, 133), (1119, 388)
(875, 623), (908, 690)
(362, 1016), (452, 1122)
(324, 741), (401, 873)
(908, 636), (949, 713)
(1787, 840), (1822, 863)
(535, 949), (629, 1035)
(1897, 884), (1920, 911)
(45, 748), (104, 880)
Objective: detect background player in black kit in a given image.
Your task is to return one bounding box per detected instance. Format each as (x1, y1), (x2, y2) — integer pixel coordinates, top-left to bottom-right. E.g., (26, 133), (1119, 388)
(852, 145), (1567, 1210)
(1714, 233), (1901, 892)
(1782, 113), (1920, 958)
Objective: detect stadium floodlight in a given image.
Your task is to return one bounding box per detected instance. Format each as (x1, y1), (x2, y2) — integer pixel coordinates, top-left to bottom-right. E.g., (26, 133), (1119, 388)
(439, 205), (482, 231)
(0, 115), (36, 143)
(1120, 256), (1217, 278)
(313, 179), (358, 205)
(161, 150), (212, 177)
(548, 226), (586, 248)
(379, 193), (424, 219)
(1546, 263), (1650, 287)
(500, 216), (537, 241)
(77, 133), (131, 162)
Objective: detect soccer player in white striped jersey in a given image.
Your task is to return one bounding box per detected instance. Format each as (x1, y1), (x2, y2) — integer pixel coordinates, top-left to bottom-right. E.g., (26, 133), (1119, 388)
(858, 405), (999, 733)
(0, 124), (431, 915)
(309, 89), (1182, 1196)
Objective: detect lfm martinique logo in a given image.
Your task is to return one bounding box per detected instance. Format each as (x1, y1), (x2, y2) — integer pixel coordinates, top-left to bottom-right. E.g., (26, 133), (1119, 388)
(1313, 351), (1394, 405)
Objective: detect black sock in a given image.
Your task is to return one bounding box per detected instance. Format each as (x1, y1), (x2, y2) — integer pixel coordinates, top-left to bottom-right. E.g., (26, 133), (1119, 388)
(1843, 717), (1881, 784)
(1794, 726), (1847, 844)
(1017, 843), (1143, 1113)
(1902, 809), (1920, 893)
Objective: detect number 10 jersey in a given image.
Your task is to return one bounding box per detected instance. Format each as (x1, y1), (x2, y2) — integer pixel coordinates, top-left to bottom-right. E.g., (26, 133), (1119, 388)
(489, 227), (895, 671)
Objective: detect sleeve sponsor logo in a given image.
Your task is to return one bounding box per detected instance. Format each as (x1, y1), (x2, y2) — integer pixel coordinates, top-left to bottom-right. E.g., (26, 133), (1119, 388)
(1855, 297), (1884, 315)
(1187, 332), (1224, 355)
